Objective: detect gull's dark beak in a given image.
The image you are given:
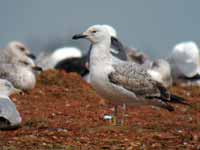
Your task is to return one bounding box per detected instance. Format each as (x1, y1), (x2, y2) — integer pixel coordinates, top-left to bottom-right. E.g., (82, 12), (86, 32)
(32, 66), (43, 72)
(72, 33), (87, 40)
(27, 53), (36, 60)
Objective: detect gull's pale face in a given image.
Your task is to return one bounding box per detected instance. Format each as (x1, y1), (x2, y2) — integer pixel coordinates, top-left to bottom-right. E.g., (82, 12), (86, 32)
(9, 42), (30, 55)
(8, 42), (36, 60)
(73, 25), (110, 44)
(84, 25), (110, 43)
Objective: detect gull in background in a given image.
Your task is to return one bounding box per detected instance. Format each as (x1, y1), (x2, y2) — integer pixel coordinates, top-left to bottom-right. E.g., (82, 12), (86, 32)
(37, 47), (82, 70)
(168, 41), (200, 78)
(36, 47), (90, 76)
(147, 59), (173, 88)
(73, 25), (187, 124)
(0, 79), (21, 130)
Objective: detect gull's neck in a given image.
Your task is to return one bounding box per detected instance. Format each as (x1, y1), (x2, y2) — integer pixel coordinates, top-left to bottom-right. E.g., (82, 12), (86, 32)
(90, 38), (112, 67)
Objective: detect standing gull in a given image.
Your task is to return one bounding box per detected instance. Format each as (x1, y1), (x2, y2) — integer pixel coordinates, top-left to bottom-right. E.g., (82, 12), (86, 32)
(0, 79), (21, 130)
(73, 25), (187, 123)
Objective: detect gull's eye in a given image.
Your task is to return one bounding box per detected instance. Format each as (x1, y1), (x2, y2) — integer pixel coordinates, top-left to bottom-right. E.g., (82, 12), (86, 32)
(19, 60), (29, 66)
(19, 46), (25, 52)
(92, 30), (97, 33)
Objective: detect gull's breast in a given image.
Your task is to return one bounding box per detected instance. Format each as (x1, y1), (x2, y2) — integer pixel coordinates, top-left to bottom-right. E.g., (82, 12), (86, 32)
(90, 65), (137, 104)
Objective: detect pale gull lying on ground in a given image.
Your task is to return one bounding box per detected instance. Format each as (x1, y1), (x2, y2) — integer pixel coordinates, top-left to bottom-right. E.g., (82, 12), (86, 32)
(73, 25), (187, 124)
(0, 79), (21, 130)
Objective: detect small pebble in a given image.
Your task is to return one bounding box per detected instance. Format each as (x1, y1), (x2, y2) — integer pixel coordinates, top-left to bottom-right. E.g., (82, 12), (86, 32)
(183, 142), (188, 145)
(103, 115), (113, 120)
(177, 129), (183, 133)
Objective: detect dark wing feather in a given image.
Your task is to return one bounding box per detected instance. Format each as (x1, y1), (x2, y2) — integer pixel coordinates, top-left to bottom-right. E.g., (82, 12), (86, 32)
(110, 37), (127, 61)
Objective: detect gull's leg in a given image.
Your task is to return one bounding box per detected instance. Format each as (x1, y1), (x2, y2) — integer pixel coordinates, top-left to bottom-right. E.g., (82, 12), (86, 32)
(120, 103), (126, 125)
(112, 105), (118, 125)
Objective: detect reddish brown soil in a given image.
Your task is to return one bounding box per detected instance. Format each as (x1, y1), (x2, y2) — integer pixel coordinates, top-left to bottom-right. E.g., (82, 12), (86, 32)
(0, 70), (199, 150)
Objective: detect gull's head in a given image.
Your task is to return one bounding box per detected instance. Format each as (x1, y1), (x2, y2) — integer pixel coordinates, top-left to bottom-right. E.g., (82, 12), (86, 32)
(102, 25), (117, 38)
(7, 41), (36, 60)
(72, 25), (110, 44)
(0, 79), (21, 96)
(148, 59), (172, 88)
(151, 59), (171, 73)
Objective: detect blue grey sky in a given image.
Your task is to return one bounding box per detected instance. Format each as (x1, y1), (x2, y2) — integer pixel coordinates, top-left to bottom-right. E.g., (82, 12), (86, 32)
(0, 0), (199, 58)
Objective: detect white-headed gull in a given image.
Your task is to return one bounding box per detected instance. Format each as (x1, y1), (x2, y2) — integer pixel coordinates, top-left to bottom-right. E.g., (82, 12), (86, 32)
(73, 25), (187, 124)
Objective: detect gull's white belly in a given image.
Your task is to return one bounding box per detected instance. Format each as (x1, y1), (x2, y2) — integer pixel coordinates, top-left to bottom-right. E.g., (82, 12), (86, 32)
(16, 68), (36, 90)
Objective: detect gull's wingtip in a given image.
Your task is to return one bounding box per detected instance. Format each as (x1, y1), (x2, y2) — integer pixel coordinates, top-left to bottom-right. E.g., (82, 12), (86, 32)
(170, 94), (190, 106)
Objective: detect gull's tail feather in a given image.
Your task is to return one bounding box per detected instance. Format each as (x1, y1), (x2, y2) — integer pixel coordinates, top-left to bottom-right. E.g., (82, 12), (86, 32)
(159, 94), (189, 106)
(147, 99), (175, 112)
(157, 82), (189, 105)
